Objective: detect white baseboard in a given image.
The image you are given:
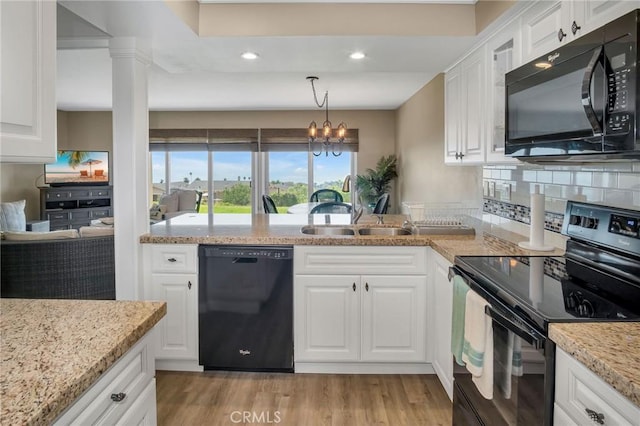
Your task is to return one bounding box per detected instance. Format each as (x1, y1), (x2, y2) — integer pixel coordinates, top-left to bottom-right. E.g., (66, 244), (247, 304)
(155, 359), (203, 372)
(294, 362), (435, 374)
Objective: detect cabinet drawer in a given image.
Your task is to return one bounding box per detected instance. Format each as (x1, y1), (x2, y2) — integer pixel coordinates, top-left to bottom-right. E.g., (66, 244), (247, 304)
(150, 245), (197, 273)
(294, 246), (427, 275)
(47, 211), (70, 221)
(91, 189), (111, 197)
(53, 330), (155, 425)
(555, 348), (640, 426)
(91, 208), (112, 218)
(47, 191), (73, 200)
(70, 210), (91, 220)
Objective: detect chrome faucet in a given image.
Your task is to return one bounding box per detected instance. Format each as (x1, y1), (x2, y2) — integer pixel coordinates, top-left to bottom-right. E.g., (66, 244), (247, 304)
(374, 214), (384, 225)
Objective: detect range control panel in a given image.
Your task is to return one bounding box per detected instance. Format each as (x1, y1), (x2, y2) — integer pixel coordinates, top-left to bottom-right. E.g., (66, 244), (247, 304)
(563, 201), (640, 254)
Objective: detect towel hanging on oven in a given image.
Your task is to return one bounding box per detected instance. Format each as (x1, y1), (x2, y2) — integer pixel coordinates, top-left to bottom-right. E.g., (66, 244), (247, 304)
(462, 290), (494, 399)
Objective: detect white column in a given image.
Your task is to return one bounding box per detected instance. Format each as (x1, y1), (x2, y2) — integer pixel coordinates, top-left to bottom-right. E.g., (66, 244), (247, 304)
(109, 38), (151, 300)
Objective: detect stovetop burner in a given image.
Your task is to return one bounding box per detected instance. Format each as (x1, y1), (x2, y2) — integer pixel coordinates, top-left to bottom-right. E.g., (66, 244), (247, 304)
(454, 201), (640, 330)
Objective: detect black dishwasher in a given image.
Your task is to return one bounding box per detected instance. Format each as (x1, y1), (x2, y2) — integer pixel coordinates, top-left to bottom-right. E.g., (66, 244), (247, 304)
(198, 245), (293, 372)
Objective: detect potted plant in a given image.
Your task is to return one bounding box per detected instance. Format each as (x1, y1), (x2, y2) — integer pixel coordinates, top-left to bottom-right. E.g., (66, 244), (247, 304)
(356, 155), (398, 211)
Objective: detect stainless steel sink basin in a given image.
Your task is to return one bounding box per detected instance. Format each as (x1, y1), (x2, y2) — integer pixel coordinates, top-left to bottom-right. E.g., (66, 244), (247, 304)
(357, 227), (412, 236)
(301, 226), (356, 236)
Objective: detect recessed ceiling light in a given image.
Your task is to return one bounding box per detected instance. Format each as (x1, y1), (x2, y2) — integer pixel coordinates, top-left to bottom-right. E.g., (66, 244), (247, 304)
(241, 52), (258, 60)
(350, 52), (366, 60)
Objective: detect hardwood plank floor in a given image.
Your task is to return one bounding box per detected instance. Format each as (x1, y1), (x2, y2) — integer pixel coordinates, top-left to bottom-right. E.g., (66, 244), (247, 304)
(156, 371), (452, 426)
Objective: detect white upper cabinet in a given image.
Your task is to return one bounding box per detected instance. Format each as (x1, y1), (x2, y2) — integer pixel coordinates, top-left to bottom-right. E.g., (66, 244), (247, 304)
(444, 46), (487, 165)
(486, 22), (522, 164)
(0, 0), (56, 163)
(521, 0), (639, 64)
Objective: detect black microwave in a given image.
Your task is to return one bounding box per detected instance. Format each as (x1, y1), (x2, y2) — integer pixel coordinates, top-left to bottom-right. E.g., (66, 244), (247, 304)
(505, 9), (640, 161)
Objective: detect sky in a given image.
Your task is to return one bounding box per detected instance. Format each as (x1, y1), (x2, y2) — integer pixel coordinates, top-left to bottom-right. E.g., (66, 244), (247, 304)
(151, 151), (350, 185)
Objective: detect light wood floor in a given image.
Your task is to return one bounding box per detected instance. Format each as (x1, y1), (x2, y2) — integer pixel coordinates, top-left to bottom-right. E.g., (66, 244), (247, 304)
(156, 371), (452, 426)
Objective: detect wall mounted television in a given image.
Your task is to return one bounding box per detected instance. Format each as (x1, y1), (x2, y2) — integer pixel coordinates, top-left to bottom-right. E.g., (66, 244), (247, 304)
(44, 150), (110, 186)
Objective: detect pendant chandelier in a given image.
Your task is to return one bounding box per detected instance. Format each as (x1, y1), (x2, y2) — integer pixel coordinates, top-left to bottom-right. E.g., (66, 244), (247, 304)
(307, 76), (347, 157)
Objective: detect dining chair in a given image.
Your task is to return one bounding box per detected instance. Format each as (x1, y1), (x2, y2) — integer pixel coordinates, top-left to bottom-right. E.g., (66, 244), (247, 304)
(310, 202), (352, 214)
(262, 195), (278, 214)
(373, 193), (390, 214)
(310, 189), (343, 203)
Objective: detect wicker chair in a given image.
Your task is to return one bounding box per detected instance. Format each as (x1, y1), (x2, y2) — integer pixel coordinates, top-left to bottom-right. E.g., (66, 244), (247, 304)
(0, 235), (115, 299)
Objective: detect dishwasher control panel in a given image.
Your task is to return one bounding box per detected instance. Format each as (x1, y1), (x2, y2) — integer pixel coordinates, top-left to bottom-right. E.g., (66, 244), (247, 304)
(200, 245), (293, 260)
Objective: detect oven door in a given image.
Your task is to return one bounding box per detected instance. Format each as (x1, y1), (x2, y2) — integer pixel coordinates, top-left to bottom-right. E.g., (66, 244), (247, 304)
(451, 269), (555, 426)
(505, 46), (607, 157)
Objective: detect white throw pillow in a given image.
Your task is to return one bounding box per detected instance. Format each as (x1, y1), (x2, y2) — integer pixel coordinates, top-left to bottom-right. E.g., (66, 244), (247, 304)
(177, 190), (197, 211)
(158, 192), (179, 213)
(4, 229), (79, 241)
(79, 226), (114, 237)
(0, 200), (26, 232)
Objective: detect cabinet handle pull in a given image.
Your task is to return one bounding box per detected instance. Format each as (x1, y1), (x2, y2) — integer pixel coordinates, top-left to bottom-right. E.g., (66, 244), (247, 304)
(167, 257), (177, 262)
(558, 28), (567, 42)
(188, 281), (192, 290)
(571, 21), (581, 35)
(585, 408), (604, 424)
(365, 283), (369, 292)
(455, 152), (465, 160)
(353, 283), (356, 292)
(110, 392), (126, 402)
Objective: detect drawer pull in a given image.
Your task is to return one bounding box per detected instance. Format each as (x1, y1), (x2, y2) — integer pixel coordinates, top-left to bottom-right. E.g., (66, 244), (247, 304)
(110, 392), (127, 402)
(585, 408), (604, 425)
(188, 281), (192, 290)
(365, 282), (369, 292)
(167, 257), (178, 263)
(353, 283), (356, 292)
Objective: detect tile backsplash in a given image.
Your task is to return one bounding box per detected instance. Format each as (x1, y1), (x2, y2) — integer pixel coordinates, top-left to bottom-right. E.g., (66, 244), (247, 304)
(483, 162), (640, 215)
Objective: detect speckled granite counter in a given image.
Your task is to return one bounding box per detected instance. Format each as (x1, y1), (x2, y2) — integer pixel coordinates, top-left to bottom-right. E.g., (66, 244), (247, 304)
(550, 322), (640, 407)
(0, 299), (167, 425)
(140, 213), (565, 262)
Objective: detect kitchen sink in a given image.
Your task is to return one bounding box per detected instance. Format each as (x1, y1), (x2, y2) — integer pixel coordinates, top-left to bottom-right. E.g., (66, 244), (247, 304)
(357, 227), (412, 236)
(300, 226), (356, 236)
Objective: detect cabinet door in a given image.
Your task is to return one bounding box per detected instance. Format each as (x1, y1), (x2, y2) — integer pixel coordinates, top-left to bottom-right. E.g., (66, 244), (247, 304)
(114, 379), (158, 426)
(578, 0), (640, 35)
(360, 275), (427, 362)
(444, 64), (463, 164)
(521, 1), (568, 63)
(152, 274), (198, 360)
(461, 46), (487, 164)
(0, 0), (56, 163)
(486, 25), (521, 165)
(432, 252), (454, 401)
(294, 275), (360, 362)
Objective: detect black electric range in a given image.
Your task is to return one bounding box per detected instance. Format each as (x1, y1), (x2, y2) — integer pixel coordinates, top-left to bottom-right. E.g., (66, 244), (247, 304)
(450, 201), (640, 426)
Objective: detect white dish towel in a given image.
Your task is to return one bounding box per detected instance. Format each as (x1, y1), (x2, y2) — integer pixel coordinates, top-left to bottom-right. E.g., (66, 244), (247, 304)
(462, 290), (494, 399)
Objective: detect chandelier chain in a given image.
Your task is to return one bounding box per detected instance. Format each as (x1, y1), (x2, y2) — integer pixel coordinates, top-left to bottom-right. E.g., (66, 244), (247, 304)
(308, 77), (328, 109)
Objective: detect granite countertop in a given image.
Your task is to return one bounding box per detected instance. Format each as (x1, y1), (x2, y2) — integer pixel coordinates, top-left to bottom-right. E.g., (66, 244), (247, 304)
(0, 299), (167, 425)
(550, 322), (640, 407)
(140, 213), (565, 262)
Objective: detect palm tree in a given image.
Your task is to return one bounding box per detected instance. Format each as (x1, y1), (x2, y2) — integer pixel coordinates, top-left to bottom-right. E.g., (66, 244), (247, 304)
(60, 150), (90, 169)
(356, 155), (398, 208)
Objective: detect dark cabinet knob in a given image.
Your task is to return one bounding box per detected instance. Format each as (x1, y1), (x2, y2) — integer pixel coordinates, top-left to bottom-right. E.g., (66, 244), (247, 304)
(188, 280), (192, 290)
(558, 28), (567, 41)
(111, 392), (126, 402)
(353, 283), (356, 292)
(585, 408), (604, 424)
(455, 152), (466, 160)
(365, 283), (369, 292)
(571, 21), (581, 35)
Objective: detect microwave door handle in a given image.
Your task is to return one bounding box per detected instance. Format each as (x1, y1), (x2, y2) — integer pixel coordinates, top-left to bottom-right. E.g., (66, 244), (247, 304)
(484, 305), (545, 350)
(581, 46), (604, 136)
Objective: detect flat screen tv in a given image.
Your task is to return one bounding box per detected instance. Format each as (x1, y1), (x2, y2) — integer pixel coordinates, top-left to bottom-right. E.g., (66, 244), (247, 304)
(44, 150), (110, 186)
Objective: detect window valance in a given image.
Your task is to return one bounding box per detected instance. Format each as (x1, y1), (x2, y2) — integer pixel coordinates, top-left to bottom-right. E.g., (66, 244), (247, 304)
(149, 128), (359, 153)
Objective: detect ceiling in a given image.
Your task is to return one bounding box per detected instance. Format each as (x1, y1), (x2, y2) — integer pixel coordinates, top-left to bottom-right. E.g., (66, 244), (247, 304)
(56, 1), (482, 111)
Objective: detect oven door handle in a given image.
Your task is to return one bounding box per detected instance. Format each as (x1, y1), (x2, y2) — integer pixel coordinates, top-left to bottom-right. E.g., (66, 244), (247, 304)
(485, 305), (545, 350)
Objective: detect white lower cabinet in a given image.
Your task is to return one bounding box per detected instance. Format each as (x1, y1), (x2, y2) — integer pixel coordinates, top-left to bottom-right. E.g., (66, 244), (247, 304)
(429, 248), (454, 401)
(554, 347), (640, 426)
(294, 246), (429, 373)
(54, 330), (157, 425)
(143, 244), (200, 371)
